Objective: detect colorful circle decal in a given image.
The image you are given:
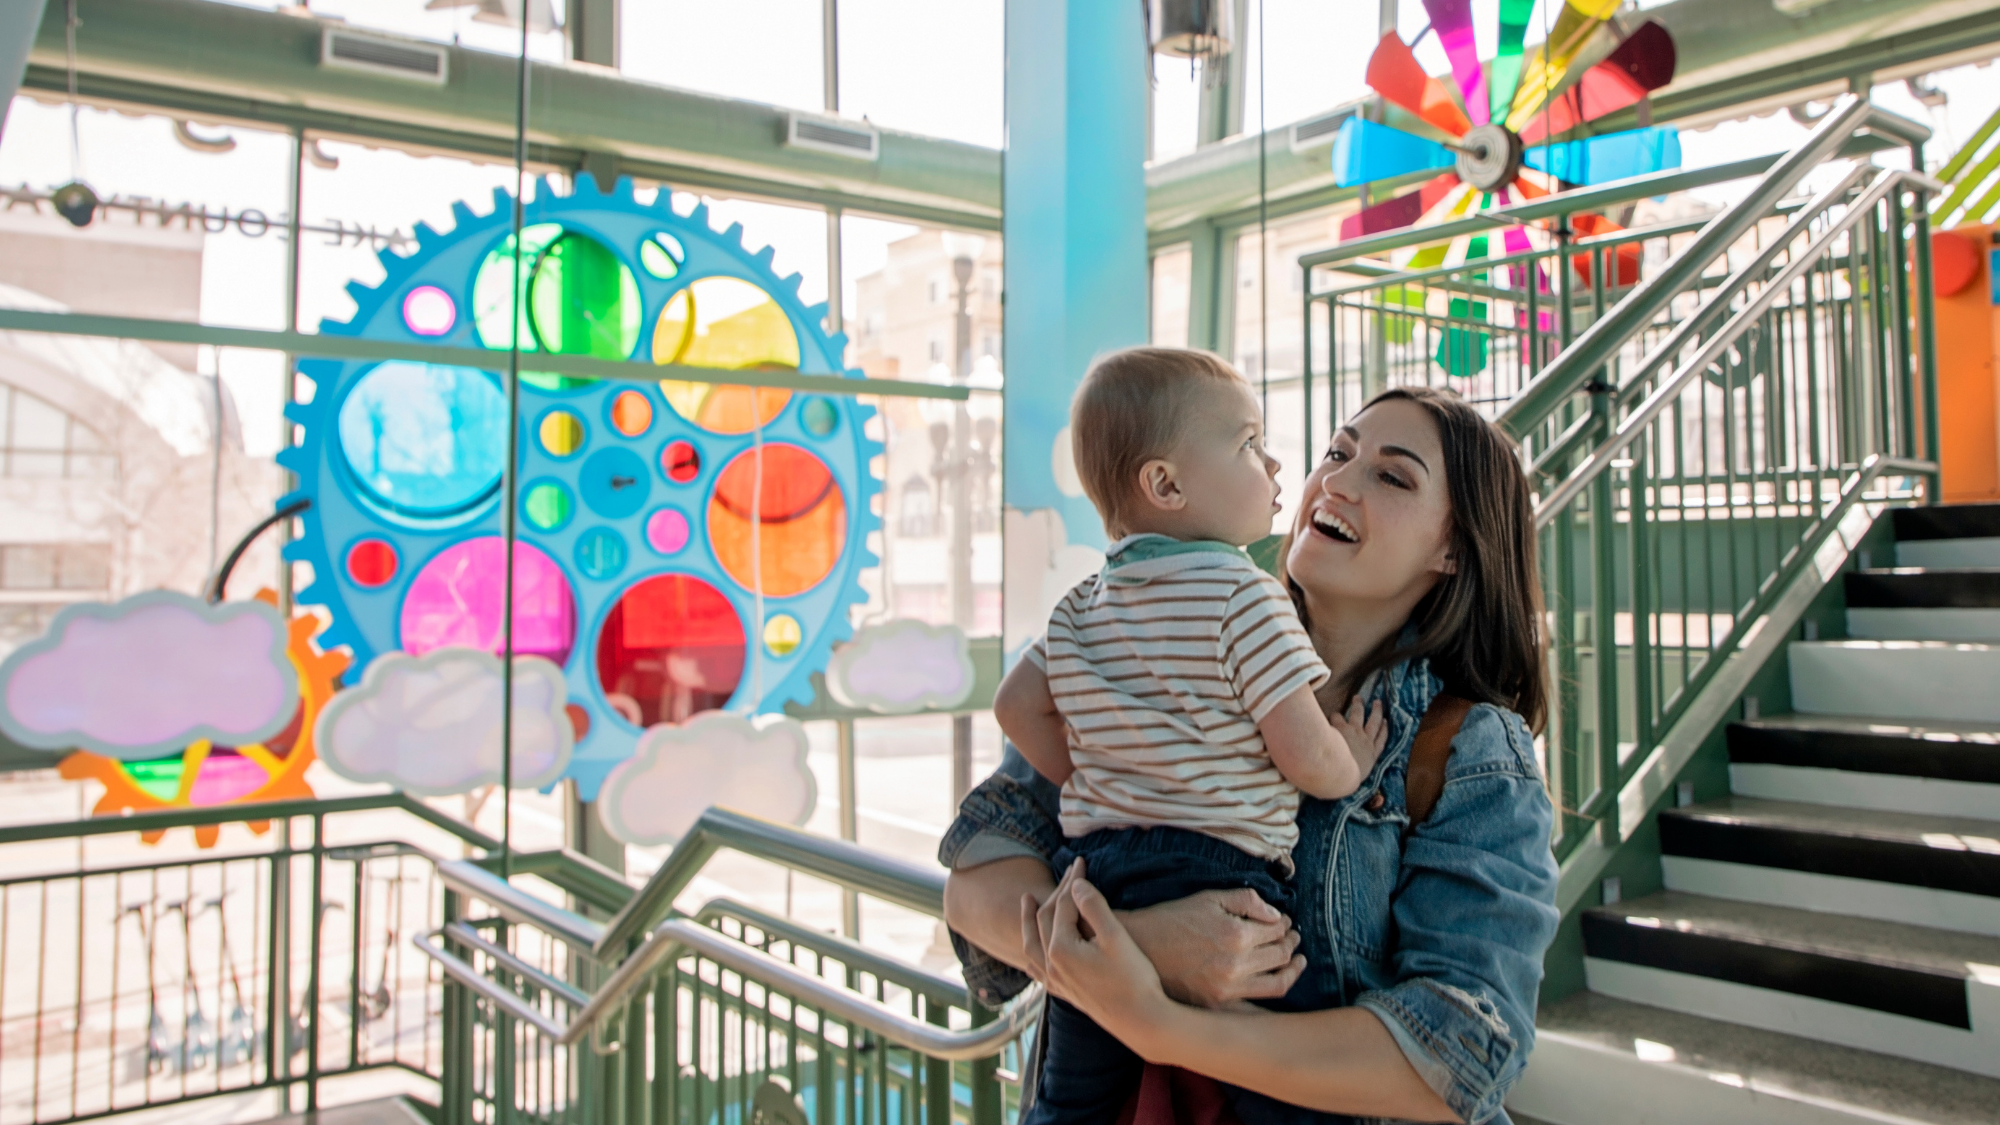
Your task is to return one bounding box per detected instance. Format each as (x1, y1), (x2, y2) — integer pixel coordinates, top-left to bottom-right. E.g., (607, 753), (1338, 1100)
(661, 439), (701, 484)
(336, 362), (506, 519)
(645, 508), (690, 555)
(596, 574), (744, 727)
(540, 410), (585, 457)
(576, 527), (627, 581)
(399, 537), (576, 667)
(801, 397), (837, 437)
(402, 286), (456, 336)
(524, 481), (575, 531)
(345, 538), (399, 587)
(610, 390), (653, 437)
(580, 447), (650, 519)
(763, 613), (802, 657)
(708, 444), (845, 597)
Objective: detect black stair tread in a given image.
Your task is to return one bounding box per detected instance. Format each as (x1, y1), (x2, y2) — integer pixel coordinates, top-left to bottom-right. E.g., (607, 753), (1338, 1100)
(1664, 795), (2000, 845)
(1729, 714), (2000, 783)
(1538, 992), (2000, 1125)
(1659, 797), (2000, 897)
(1847, 567), (2000, 608)
(1895, 503), (2000, 541)
(1586, 891), (2000, 979)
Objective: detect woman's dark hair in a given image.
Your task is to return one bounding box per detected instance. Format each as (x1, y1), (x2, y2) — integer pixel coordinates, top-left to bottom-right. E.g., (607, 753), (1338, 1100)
(1284, 386), (1549, 733)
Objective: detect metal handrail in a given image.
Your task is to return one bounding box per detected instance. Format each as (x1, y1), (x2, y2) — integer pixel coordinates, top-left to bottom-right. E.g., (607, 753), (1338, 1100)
(1495, 96), (1927, 439)
(439, 859), (606, 955)
(596, 807), (946, 955)
(0, 790), (500, 849)
(1533, 165), (1943, 524)
(413, 915), (1042, 1060)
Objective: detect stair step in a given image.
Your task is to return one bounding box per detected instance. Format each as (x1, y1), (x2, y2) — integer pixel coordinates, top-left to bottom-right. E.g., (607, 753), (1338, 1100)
(1845, 606), (2000, 642)
(1847, 568), (2000, 609)
(1788, 640), (2000, 723)
(1582, 892), (2000, 1078)
(1658, 797), (2000, 935)
(1892, 503), (2000, 542)
(1513, 992), (2000, 1125)
(1726, 716), (2000, 819)
(1898, 538), (2000, 568)
(248, 1097), (435, 1125)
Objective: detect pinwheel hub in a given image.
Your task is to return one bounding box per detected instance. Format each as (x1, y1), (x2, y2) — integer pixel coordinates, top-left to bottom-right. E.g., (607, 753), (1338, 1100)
(1454, 124), (1524, 192)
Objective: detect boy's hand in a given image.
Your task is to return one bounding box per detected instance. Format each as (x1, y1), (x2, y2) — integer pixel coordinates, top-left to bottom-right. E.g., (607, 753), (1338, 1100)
(1330, 698), (1386, 776)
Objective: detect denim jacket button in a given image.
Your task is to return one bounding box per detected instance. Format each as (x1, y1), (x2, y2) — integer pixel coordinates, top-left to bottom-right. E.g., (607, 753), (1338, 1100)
(1364, 793), (1385, 811)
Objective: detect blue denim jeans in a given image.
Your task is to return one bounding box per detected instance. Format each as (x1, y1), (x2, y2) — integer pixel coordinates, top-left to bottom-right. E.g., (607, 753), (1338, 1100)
(1026, 826), (1296, 1125)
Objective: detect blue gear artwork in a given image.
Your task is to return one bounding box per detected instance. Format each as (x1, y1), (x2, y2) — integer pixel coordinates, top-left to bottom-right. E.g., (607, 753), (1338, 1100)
(280, 174), (880, 799)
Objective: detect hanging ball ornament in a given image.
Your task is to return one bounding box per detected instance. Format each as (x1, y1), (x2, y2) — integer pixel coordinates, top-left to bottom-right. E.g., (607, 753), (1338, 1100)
(51, 181), (98, 228)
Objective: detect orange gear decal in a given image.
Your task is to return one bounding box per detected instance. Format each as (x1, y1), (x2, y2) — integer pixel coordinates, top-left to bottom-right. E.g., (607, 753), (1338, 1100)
(59, 591), (349, 848)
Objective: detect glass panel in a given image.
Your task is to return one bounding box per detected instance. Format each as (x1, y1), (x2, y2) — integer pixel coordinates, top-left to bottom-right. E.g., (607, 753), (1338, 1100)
(9, 390), (67, 450)
(1152, 244), (1193, 347)
(1241, 0), (1408, 135)
(2, 545), (56, 590)
(839, 0), (1005, 147)
(307, 0), (569, 60)
(57, 545), (111, 590)
(1235, 206), (1356, 528)
(620, 0), (824, 111)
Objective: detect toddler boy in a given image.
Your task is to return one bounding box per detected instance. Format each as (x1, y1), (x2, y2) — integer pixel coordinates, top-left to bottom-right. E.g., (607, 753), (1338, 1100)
(994, 346), (1383, 1125)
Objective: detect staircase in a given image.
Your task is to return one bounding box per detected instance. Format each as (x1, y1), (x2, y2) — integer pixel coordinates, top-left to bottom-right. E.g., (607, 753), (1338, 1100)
(1516, 505), (2000, 1124)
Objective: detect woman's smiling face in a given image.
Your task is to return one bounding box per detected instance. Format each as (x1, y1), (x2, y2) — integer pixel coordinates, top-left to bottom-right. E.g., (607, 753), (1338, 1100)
(1286, 397), (1456, 612)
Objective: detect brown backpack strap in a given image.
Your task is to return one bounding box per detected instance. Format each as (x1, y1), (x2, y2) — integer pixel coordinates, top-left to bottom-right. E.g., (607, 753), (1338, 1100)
(1405, 695), (1473, 826)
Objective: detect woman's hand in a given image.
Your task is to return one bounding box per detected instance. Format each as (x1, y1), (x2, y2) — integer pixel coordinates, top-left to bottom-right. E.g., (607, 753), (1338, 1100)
(1028, 862), (1185, 1058)
(1014, 860), (1303, 1008)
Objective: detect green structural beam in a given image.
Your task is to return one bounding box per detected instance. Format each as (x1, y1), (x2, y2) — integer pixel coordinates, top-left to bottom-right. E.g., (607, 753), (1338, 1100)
(0, 308), (972, 401)
(22, 0), (999, 230)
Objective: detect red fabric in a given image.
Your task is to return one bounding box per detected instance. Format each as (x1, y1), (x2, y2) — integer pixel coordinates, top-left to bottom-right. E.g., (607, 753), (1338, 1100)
(1119, 1066), (1242, 1125)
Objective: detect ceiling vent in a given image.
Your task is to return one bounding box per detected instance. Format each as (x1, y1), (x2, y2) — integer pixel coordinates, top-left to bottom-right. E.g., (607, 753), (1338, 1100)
(1290, 109), (1352, 153)
(322, 28), (449, 85)
(785, 114), (880, 162)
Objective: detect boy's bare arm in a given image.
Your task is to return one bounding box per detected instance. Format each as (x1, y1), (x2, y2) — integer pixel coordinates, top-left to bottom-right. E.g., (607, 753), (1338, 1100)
(994, 659), (1075, 785)
(1258, 688), (1386, 799)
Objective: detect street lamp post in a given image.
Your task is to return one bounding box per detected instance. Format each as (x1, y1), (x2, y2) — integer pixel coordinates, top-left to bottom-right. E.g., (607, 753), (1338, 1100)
(948, 246), (977, 804)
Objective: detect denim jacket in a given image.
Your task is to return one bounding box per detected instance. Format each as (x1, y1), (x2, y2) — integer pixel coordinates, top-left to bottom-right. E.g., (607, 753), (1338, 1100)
(939, 656), (1560, 1125)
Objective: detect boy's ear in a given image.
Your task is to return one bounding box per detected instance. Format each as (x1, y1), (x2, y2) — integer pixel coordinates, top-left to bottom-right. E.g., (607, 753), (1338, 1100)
(1138, 458), (1186, 512)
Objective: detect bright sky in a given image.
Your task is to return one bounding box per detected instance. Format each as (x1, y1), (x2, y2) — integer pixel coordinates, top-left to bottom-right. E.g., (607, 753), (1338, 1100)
(3, 0), (1998, 457)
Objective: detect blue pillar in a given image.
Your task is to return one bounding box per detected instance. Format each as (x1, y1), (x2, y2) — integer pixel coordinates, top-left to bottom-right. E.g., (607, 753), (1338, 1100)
(1001, 0), (1149, 660)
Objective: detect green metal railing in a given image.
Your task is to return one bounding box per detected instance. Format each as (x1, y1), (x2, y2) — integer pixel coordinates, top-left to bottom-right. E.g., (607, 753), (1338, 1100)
(419, 808), (1035, 1125)
(1301, 95), (1941, 893)
(0, 794), (496, 1125)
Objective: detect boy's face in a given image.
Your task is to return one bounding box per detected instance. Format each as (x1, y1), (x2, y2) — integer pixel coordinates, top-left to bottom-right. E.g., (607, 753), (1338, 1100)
(1157, 379), (1282, 545)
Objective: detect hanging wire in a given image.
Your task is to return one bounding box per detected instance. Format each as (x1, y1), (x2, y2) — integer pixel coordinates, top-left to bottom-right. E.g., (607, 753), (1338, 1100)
(749, 403), (766, 715)
(498, 0), (532, 879)
(64, 0), (83, 182)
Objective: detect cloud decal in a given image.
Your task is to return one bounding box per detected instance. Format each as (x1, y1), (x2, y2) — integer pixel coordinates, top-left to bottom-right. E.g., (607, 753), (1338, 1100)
(0, 591), (298, 760)
(827, 620), (975, 714)
(313, 648), (572, 795)
(1002, 507), (1106, 662)
(598, 713), (816, 846)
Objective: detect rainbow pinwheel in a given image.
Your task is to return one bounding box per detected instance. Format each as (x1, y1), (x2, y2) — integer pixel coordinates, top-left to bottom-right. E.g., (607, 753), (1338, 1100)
(1332, 0), (1681, 267)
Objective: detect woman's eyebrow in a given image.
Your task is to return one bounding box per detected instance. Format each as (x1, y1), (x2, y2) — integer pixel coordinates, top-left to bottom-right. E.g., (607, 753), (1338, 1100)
(1336, 426), (1431, 474)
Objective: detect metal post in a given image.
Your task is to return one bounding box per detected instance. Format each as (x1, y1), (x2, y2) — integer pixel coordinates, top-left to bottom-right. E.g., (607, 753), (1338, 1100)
(950, 253), (976, 805)
(822, 0), (839, 114)
(278, 129), (304, 612)
(836, 718), (859, 938)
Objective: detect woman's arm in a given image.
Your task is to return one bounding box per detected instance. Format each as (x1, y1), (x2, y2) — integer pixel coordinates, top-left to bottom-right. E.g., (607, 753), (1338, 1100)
(945, 856), (1306, 1009)
(1039, 868), (1458, 1121)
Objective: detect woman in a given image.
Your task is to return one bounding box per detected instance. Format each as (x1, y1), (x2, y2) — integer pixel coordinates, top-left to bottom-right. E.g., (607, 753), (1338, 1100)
(941, 387), (1559, 1124)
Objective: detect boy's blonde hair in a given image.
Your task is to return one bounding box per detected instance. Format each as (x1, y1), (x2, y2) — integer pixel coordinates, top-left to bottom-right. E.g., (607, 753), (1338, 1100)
(1071, 346), (1248, 537)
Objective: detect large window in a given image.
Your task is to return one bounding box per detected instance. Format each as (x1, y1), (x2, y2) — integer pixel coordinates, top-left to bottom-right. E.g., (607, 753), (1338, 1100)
(0, 385), (116, 480)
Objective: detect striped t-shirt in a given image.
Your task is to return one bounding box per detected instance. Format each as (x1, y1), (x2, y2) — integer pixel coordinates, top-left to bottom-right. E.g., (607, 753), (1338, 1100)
(1025, 534), (1331, 861)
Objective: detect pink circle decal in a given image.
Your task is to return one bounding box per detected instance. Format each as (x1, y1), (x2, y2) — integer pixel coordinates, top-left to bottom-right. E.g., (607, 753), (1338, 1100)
(645, 509), (690, 555)
(399, 538), (576, 666)
(402, 286), (457, 336)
